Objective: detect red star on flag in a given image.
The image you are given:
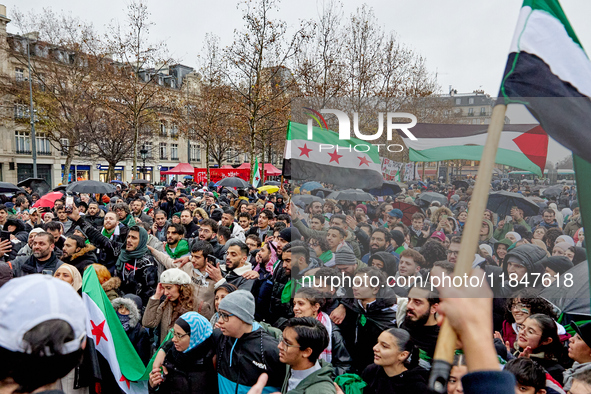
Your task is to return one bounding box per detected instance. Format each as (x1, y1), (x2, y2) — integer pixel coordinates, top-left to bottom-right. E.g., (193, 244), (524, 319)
(119, 375), (131, 389)
(298, 144), (312, 158)
(327, 150), (343, 164)
(358, 156), (371, 166)
(90, 320), (108, 345)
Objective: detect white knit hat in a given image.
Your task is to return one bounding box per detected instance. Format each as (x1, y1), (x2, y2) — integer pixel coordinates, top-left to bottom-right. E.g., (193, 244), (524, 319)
(160, 268), (191, 285)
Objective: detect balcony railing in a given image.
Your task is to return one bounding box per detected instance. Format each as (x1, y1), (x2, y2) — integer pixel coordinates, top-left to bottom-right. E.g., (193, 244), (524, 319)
(160, 155), (167, 160)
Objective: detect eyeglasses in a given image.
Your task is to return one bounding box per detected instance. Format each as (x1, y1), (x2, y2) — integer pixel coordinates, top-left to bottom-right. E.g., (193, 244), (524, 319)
(173, 331), (189, 340)
(510, 303), (531, 312)
(446, 249), (459, 255)
(280, 338), (301, 349)
(218, 311), (235, 322)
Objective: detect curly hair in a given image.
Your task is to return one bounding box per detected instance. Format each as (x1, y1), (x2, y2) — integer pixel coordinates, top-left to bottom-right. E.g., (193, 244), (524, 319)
(419, 240), (447, 269)
(504, 288), (557, 323)
(542, 227), (563, 252)
(90, 263), (111, 285)
(163, 284), (196, 324)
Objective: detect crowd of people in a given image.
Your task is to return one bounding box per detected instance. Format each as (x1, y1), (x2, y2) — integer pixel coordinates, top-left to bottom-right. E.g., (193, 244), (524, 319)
(0, 179), (590, 394)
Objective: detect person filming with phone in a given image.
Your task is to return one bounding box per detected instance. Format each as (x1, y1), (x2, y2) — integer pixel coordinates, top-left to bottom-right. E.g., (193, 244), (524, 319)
(206, 241), (255, 292)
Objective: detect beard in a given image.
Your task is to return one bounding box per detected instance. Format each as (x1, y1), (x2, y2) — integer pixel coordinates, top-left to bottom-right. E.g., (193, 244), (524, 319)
(404, 308), (431, 329)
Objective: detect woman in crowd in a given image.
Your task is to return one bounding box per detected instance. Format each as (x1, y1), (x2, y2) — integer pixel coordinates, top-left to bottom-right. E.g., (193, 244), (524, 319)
(112, 296), (151, 365)
(292, 287), (351, 375)
(143, 268), (200, 344)
(362, 328), (428, 393)
(210, 283), (237, 327)
(532, 226), (547, 241)
(513, 313), (565, 383)
(148, 312), (216, 393)
(54, 263), (83, 292)
(90, 263), (121, 300)
(447, 353), (467, 394)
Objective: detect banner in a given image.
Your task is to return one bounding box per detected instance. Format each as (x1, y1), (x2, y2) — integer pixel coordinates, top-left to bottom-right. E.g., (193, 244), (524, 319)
(381, 158), (403, 181)
(403, 163), (415, 181)
(194, 168), (251, 184)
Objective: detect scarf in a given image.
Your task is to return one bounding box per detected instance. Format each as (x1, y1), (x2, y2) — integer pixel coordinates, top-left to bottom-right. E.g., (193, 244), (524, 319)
(102, 227), (115, 238)
(317, 312), (333, 363)
(55, 263), (82, 291)
(120, 214), (136, 227)
(318, 250), (333, 264)
(177, 312), (213, 353)
(564, 362), (591, 391)
(116, 226), (149, 271)
(117, 312), (131, 331)
(165, 239), (190, 259)
(281, 277), (303, 303)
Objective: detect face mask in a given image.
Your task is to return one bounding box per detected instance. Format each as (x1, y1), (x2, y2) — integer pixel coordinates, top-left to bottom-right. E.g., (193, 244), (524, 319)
(117, 312), (131, 331)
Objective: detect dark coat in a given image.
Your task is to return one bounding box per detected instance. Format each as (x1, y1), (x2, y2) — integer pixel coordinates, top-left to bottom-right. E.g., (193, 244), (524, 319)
(66, 244), (98, 275)
(183, 221), (200, 239)
(362, 365), (429, 394)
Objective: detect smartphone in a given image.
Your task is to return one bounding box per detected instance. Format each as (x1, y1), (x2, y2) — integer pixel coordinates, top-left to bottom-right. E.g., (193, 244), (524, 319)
(42, 269), (53, 275)
(442, 215), (448, 220)
(65, 196), (74, 213)
(422, 223), (430, 231)
(0, 230), (10, 242)
(207, 255), (217, 265)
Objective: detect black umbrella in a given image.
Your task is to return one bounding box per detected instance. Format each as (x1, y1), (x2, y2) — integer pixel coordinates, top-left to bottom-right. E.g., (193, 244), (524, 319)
(486, 191), (539, 218)
(53, 185), (67, 192)
(217, 177), (250, 188)
(66, 180), (116, 194)
(540, 263), (590, 324)
(264, 181), (281, 186)
(18, 177), (50, 195)
(310, 187), (335, 197)
(417, 192), (448, 206)
(292, 194), (324, 205)
(326, 189), (376, 202)
(0, 182), (23, 194)
(542, 185), (563, 198)
(130, 179), (150, 185)
(452, 180), (469, 190)
(365, 181), (402, 197)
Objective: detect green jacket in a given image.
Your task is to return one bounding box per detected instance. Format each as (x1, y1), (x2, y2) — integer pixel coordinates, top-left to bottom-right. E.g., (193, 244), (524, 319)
(493, 218), (531, 240)
(281, 359), (336, 394)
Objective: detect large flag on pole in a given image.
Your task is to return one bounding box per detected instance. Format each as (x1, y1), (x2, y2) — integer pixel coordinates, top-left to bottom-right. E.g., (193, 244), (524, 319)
(252, 157), (262, 188)
(499, 0), (591, 163)
(82, 268), (148, 393)
(400, 123), (548, 176)
(500, 0), (591, 306)
(283, 121), (383, 189)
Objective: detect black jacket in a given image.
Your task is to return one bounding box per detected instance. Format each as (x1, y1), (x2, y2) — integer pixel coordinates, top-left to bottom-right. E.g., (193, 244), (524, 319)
(75, 218), (125, 273)
(66, 244), (98, 275)
(362, 364), (429, 394)
(84, 212), (105, 229)
(149, 337), (217, 394)
(269, 264), (294, 324)
(119, 254), (159, 308)
(183, 221), (200, 239)
(160, 199), (185, 219)
(496, 244), (547, 298)
(12, 252), (64, 277)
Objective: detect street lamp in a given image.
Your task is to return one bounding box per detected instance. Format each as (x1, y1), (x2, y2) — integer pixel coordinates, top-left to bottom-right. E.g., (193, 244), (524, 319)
(140, 144), (148, 180)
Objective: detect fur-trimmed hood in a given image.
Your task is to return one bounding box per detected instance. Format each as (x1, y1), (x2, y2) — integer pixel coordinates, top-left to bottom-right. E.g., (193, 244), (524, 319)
(70, 244), (97, 261)
(111, 297), (141, 329)
(102, 276), (121, 292)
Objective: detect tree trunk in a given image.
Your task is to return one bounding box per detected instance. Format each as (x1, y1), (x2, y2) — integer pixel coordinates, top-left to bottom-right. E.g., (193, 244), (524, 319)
(249, 120), (256, 183)
(62, 145), (75, 185)
(205, 141), (210, 185)
(132, 118), (139, 180)
(107, 163), (115, 182)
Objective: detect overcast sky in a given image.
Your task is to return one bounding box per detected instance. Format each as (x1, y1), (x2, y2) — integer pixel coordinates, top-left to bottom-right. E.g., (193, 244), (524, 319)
(6, 0), (589, 163)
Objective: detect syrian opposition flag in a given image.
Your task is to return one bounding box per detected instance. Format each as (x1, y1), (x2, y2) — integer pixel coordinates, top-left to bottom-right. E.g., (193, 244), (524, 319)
(252, 157), (262, 188)
(400, 123), (548, 176)
(283, 121), (383, 188)
(499, 0), (591, 163)
(82, 268), (148, 393)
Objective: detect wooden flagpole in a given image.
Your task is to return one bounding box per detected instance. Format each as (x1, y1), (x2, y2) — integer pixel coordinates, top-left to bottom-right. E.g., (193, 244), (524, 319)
(428, 104), (507, 392)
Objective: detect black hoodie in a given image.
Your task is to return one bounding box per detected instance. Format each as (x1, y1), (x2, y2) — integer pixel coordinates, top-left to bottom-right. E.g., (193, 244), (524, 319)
(362, 365), (429, 394)
(368, 252), (399, 282)
(497, 244), (547, 297)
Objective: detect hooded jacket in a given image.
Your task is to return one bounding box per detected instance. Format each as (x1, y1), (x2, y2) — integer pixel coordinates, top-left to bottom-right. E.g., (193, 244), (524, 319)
(479, 219), (498, 248)
(564, 215), (583, 237)
(111, 297), (151, 365)
(66, 244), (98, 275)
(362, 365), (429, 394)
(213, 324), (286, 394)
(183, 220), (200, 239)
(367, 252), (399, 281)
(496, 244), (547, 297)
(4, 218), (28, 243)
(341, 287), (397, 373)
(84, 210), (105, 229)
(102, 276), (121, 301)
(280, 360), (336, 394)
(74, 218), (123, 272)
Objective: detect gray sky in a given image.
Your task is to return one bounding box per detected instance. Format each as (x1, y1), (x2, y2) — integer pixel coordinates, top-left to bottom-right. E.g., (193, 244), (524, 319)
(6, 0), (588, 163)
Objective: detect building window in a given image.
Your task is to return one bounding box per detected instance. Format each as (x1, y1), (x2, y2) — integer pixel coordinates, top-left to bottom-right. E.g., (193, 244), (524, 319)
(190, 143), (201, 162)
(480, 107), (486, 116)
(60, 138), (69, 156)
(15, 131), (30, 154)
(468, 108), (474, 116)
(144, 142), (153, 159)
(171, 143), (178, 160)
(160, 143), (167, 160)
(37, 133), (51, 155)
(455, 98), (461, 105)
(15, 68), (24, 82)
(468, 97), (474, 104)
(170, 124), (178, 138)
(14, 103), (27, 119)
(160, 121), (167, 137)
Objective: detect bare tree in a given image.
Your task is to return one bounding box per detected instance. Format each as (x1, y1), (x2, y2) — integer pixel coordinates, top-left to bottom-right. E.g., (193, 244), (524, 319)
(102, 0), (172, 179)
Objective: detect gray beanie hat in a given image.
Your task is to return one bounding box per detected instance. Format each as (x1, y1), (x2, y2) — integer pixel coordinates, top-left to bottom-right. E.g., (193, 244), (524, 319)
(334, 244), (357, 266)
(218, 290), (255, 324)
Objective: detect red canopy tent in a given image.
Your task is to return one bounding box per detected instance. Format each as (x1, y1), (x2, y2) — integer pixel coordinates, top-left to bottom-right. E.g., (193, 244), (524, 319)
(160, 163), (195, 175)
(220, 165), (234, 169)
(237, 162), (281, 175)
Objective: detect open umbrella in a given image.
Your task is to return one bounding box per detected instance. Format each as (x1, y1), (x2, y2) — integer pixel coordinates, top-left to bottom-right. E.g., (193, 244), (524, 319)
(486, 191), (539, 218)
(310, 188), (335, 197)
(217, 177), (250, 188)
(417, 192), (448, 206)
(130, 179), (150, 185)
(32, 191), (64, 208)
(452, 180), (469, 190)
(365, 181), (402, 197)
(292, 194), (323, 206)
(257, 185), (279, 194)
(66, 180), (116, 194)
(391, 202), (423, 226)
(53, 185), (67, 192)
(17, 178), (50, 195)
(326, 189), (376, 202)
(300, 181), (323, 192)
(264, 181), (280, 186)
(0, 182), (23, 194)
(540, 263), (590, 325)
(542, 185), (563, 198)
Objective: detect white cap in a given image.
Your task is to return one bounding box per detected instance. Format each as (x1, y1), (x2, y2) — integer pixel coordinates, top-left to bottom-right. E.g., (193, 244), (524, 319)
(160, 268), (191, 285)
(0, 275), (86, 355)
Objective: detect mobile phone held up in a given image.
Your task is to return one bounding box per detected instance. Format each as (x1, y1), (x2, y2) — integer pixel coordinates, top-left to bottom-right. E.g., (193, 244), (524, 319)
(65, 196), (74, 214)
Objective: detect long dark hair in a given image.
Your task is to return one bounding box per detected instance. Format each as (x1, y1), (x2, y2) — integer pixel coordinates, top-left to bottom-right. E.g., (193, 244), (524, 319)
(385, 328), (419, 369)
(505, 289), (557, 323)
(524, 314), (561, 359)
